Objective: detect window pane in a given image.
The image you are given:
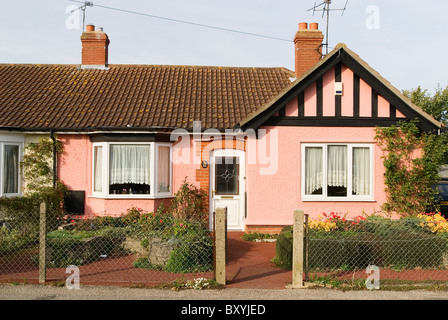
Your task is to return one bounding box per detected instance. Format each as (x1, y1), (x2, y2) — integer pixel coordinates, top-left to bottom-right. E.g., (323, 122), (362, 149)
(353, 147), (370, 195)
(305, 147), (323, 195)
(215, 157), (239, 195)
(158, 146), (171, 193)
(109, 145), (150, 195)
(4, 145), (19, 194)
(93, 146), (103, 193)
(327, 145), (347, 197)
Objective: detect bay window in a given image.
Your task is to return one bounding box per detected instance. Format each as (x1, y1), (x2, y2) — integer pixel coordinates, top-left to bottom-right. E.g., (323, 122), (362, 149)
(92, 142), (172, 198)
(302, 143), (373, 201)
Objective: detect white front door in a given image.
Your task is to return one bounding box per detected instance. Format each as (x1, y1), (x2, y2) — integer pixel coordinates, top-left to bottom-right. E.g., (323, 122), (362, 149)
(210, 149), (245, 231)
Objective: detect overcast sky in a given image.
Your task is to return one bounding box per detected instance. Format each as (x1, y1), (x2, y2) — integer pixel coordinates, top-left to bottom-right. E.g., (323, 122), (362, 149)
(0, 0), (447, 94)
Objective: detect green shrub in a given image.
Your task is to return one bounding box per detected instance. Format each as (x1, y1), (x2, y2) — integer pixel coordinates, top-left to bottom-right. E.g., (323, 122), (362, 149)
(274, 226), (293, 270)
(242, 232), (277, 242)
(74, 216), (125, 231)
(0, 226), (37, 254)
(138, 210), (174, 234)
(121, 207), (144, 226)
(164, 223), (213, 273)
(169, 178), (208, 223)
(274, 218), (448, 272)
(46, 228), (125, 267)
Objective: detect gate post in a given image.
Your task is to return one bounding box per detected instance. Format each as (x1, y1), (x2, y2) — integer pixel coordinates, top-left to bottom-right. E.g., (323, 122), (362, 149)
(39, 202), (47, 284)
(286, 209), (305, 289)
(214, 207), (227, 285)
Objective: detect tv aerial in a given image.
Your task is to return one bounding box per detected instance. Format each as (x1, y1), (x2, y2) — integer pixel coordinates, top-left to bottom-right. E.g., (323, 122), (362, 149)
(308, 0), (348, 55)
(69, 1), (94, 32)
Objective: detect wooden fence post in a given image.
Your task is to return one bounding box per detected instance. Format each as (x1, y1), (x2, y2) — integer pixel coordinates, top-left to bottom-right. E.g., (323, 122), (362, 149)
(214, 207), (227, 285)
(286, 209), (305, 289)
(39, 202), (46, 284)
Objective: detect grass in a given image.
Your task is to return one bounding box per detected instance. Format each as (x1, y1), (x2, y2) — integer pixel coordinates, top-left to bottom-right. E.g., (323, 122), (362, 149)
(242, 232), (278, 242)
(154, 278), (226, 291)
(307, 274), (448, 291)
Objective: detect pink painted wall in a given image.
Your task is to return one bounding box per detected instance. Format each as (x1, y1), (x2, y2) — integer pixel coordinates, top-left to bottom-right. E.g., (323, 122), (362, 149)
(304, 82), (317, 117)
(359, 78), (372, 117)
(378, 95), (390, 118)
(58, 134), (196, 217)
(285, 97), (298, 117)
(245, 126), (386, 226)
(172, 135), (200, 189)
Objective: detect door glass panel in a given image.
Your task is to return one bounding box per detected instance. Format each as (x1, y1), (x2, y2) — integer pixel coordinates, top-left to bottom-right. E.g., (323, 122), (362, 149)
(215, 157), (239, 195)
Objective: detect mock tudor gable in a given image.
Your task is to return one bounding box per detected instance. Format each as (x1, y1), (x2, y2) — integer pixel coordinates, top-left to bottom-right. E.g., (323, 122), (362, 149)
(240, 44), (442, 133)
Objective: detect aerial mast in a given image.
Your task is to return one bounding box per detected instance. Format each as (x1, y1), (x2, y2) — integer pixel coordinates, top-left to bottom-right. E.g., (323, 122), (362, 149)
(69, 1), (94, 32)
(308, 0), (348, 55)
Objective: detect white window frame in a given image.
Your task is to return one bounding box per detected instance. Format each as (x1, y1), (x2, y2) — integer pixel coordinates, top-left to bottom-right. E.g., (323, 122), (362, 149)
(156, 143), (173, 197)
(0, 135), (24, 197)
(91, 141), (173, 199)
(301, 143), (374, 202)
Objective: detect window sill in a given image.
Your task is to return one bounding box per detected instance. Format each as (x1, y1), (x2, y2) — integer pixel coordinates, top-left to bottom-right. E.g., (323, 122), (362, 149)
(88, 195), (174, 200)
(1, 193), (22, 198)
(301, 197), (375, 202)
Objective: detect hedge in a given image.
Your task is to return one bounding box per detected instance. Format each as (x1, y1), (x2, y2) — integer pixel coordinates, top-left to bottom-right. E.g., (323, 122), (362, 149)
(275, 221), (448, 271)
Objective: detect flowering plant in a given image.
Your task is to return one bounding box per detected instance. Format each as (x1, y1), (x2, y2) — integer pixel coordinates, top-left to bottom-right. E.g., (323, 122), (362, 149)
(417, 213), (448, 234)
(186, 278), (211, 290)
(309, 213), (339, 232)
(309, 212), (367, 232)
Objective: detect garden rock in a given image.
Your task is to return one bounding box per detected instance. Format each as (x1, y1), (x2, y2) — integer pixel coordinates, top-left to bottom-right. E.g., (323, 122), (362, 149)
(148, 238), (178, 267)
(122, 237), (147, 257)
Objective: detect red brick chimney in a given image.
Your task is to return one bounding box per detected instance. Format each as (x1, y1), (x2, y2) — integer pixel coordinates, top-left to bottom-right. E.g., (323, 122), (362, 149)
(80, 24), (110, 69)
(293, 22), (324, 78)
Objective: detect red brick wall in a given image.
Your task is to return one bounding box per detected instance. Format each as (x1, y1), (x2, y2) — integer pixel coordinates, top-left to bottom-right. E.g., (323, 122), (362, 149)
(293, 23), (324, 78)
(194, 138), (246, 193)
(81, 41), (109, 66)
(244, 225), (285, 234)
(193, 138), (246, 217)
(80, 25), (110, 66)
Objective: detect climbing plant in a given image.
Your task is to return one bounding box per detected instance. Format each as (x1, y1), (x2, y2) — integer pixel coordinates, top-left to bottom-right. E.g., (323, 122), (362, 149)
(375, 120), (448, 216)
(0, 137), (67, 230)
(20, 137), (62, 194)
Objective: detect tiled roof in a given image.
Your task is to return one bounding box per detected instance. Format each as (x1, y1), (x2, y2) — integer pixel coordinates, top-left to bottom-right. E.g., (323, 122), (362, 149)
(0, 64), (294, 131)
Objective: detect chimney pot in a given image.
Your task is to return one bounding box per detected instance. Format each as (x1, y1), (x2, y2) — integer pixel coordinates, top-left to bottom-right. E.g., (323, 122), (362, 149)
(309, 22), (319, 30)
(85, 24), (95, 32)
(299, 22), (308, 30)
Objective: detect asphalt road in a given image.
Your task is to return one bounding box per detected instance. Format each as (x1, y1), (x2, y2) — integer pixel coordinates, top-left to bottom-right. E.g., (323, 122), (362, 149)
(1, 283), (448, 300)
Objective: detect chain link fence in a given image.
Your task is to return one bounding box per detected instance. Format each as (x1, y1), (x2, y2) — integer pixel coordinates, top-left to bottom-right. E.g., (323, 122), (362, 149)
(0, 204), (215, 287)
(276, 213), (448, 290)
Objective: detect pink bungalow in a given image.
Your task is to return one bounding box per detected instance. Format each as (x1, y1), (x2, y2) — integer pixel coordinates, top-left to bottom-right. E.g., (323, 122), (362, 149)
(0, 23), (442, 233)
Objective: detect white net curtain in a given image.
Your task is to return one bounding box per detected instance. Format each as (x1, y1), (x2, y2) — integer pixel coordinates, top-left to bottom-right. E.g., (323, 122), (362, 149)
(305, 145), (370, 197)
(109, 145), (151, 186)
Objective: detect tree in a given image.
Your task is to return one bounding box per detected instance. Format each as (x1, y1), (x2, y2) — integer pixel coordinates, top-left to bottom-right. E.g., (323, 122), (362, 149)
(403, 84), (448, 164)
(402, 85), (448, 125)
